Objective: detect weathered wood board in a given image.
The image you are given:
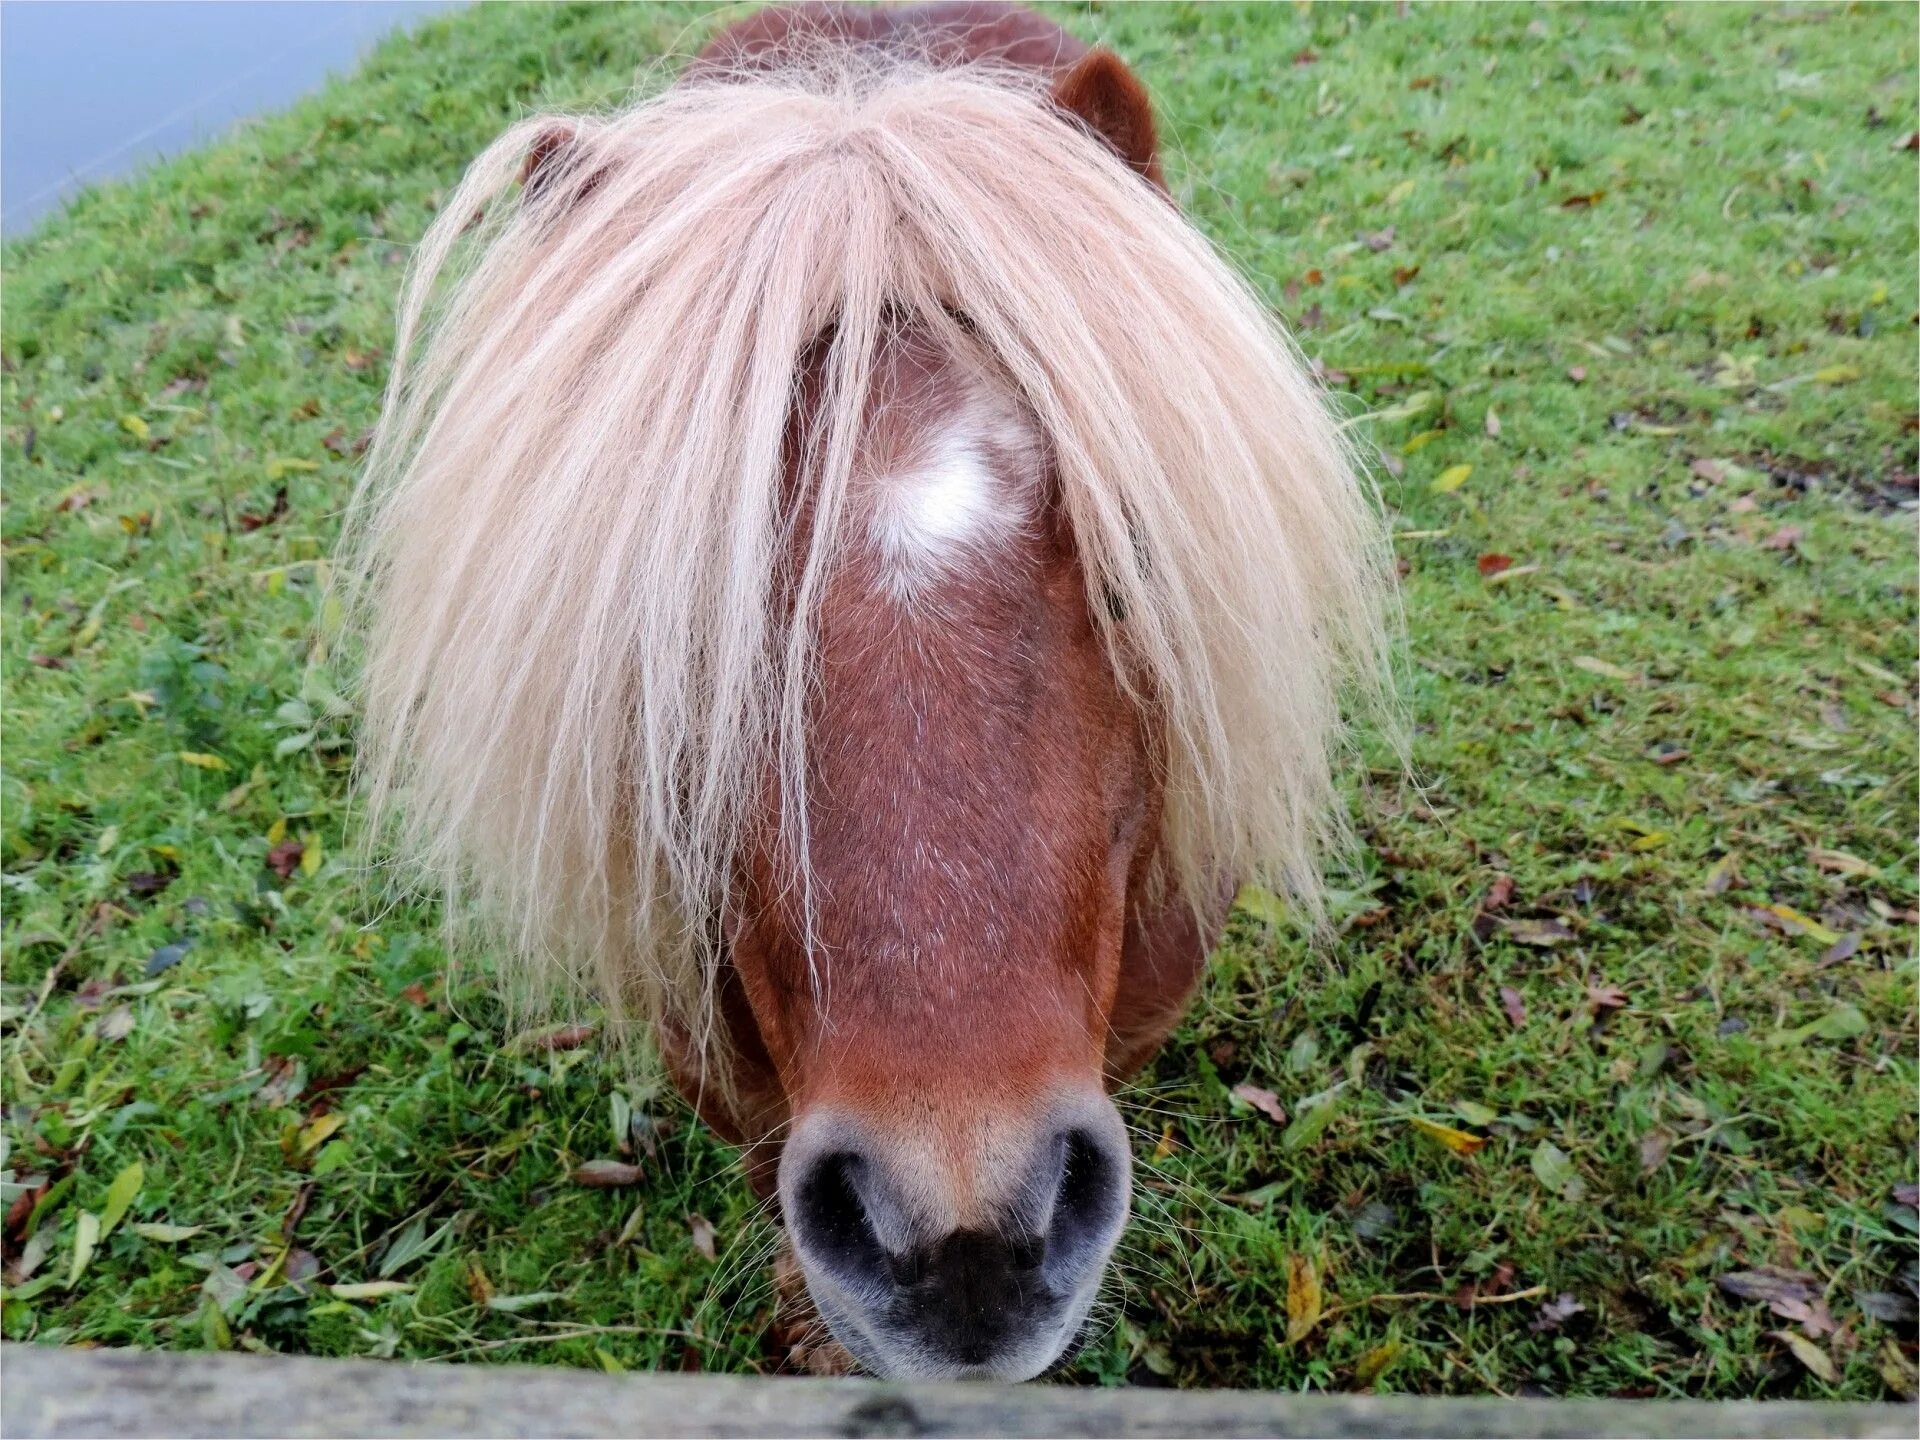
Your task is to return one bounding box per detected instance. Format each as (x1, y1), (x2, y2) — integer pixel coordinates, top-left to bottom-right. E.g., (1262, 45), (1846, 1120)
(2, 1343), (1912, 1439)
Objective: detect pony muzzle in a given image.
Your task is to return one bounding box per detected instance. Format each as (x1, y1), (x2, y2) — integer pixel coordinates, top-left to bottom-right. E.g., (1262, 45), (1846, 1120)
(778, 1095), (1130, 1380)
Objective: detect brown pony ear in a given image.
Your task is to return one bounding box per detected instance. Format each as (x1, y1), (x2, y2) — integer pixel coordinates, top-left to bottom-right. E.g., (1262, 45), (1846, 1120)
(1051, 48), (1163, 188)
(520, 124), (603, 205)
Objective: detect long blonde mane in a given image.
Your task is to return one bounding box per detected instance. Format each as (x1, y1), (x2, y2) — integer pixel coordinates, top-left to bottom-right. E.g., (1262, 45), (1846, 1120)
(344, 54), (1394, 1057)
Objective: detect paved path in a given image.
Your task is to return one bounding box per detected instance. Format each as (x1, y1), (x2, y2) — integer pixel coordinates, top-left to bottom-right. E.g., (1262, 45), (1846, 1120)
(2, 0), (456, 235)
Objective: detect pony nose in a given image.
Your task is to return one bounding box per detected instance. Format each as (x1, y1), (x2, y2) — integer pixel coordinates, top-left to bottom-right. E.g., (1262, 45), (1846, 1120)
(781, 1106), (1130, 1366)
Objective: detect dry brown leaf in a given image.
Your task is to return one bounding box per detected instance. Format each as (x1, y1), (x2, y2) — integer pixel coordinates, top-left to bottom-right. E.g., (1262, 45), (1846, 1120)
(572, 1160), (644, 1188)
(1231, 1083), (1288, 1125)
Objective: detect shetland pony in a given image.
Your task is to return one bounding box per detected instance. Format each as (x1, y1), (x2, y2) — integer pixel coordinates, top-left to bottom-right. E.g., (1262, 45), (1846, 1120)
(346, 2), (1390, 1381)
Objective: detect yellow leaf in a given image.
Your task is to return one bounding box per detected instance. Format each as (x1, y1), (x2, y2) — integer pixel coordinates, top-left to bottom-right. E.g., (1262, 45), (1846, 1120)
(1773, 1330), (1838, 1384)
(329, 1281), (413, 1301)
(1402, 428), (1446, 454)
(67, 1211), (101, 1288)
(1285, 1252), (1323, 1344)
(1384, 178), (1417, 208)
(1808, 847), (1875, 878)
(1353, 1340), (1402, 1387)
(1233, 883), (1289, 928)
(99, 1162), (144, 1238)
(1410, 1116), (1487, 1156)
(299, 1113), (345, 1154)
(1153, 1123), (1175, 1162)
(1572, 655), (1638, 682)
(177, 752), (229, 771)
(1629, 830), (1670, 852)
(1811, 364), (1859, 385)
(266, 817), (288, 845)
(120, 415), (150, 441)
(1761, 903), (1841, 946)
(95, 826), (120, 857)
(300, 833), (323, 877)
(1429, 463), (1472, 494)
(266, 457), (321, 481)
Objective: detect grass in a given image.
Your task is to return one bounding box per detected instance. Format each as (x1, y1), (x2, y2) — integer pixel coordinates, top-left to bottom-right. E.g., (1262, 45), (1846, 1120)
(3, 0), (1915, 1402)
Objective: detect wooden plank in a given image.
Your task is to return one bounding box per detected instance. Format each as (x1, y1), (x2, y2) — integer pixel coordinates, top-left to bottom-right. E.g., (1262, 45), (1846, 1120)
(2, 1344), (1911, 1439)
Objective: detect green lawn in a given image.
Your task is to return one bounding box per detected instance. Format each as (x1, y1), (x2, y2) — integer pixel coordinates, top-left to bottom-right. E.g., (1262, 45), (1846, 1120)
(3, 0), (1915, 1401)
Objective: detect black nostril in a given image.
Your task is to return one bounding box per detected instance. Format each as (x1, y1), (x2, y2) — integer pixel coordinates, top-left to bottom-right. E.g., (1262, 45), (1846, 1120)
(796, 1152), (886, 1279)
(1008, 1233), (1046, 1272)
(886, 1249), (926, 1288)
(1046, 1127), (1124, 1267)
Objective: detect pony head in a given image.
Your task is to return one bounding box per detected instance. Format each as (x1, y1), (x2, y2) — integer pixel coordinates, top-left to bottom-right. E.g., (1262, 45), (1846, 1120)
(347, 32), (1390, 1380)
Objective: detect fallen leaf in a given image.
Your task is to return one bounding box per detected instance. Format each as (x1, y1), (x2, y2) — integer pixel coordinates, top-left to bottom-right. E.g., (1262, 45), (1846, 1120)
(1571, 655), (1638, 682)
(1351, 1340), (1401, 1387)
(1430, 463), (1473, 494)
(1484, 409), (1502, 438)
(1560, 191), (1605, 209)
(1477, 552), (1514, 577)
(1362, 225), (1396, 252)
(266, 840), (305, 879)
(1234, 883), (1289, 928)
(95, 1004), (136, 1041)
(1530, 1140), (1585, 1202)
(516, 1023), (598, 1053)
(330, 1281), (414, 1301)
(1771, 1330), (1837, 1384)
(1755, 903), (1842, 945)
(176, 751), (229, 771)
(66, 1211), (101, 1288)
(1771, 1295), (1838, 1337)
(98, 1162), (143, 1239)
(1704, 855), (1741, 895)
(145, 939), (191, 976)
(1808, 847), (1875, 878)
(237, 485), (290, 532)
(1499, 986), (1528, 1027)
(1483, 875), (1516, 911)
(572, 1160), (645, 1188)
(1586, 984), (1629, 1017)
(130, 1223), (204, 1243)
(487, 1290), (563, 1313)
(1717, 1267), (1816, 1306)
(1818, 933), (1859, 967)
(1411, 1116), (1486, 1156)
(1504, 917), (1573, 947)
(1231, 1084), (1288, 1125)
(1567, 365), (1587, 383)
(688, 1214), (718, 1261)
(1285, 1252), (1323, 1343)
(1760, 525), (1804, 552)
(1811, 364), (1860, 386)
(1639, 1129), (1672, 1174)
(1855, 1289), (1918, 1324)
(298, 1113), (345, 1155)
(1530, 1293), (1585, 1333)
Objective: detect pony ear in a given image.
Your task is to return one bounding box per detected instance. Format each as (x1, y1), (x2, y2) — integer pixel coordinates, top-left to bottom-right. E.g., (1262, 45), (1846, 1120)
(1050, 48), (1163, 186)
(520, 123), (603, 204)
